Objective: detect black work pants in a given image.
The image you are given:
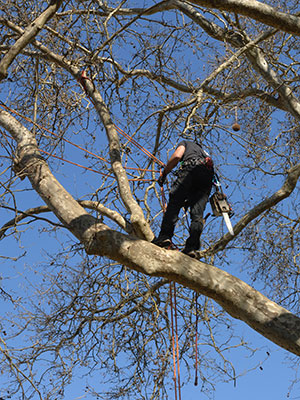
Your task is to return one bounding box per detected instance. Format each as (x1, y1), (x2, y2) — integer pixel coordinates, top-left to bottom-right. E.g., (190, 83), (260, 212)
(158, 164), (213, 250)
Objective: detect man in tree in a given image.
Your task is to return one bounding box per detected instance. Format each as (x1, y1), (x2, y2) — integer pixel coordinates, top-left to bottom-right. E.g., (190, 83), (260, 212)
(152, 139), (214, 258)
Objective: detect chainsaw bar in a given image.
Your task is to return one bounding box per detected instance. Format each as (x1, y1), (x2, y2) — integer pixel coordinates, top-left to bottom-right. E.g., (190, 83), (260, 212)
(222, 212), (234, 236)
(209, 191), (234, 236)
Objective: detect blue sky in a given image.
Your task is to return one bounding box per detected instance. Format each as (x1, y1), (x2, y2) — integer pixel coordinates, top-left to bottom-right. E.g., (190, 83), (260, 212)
(0, 100), (297, 400)
(1, 1), (300, 399)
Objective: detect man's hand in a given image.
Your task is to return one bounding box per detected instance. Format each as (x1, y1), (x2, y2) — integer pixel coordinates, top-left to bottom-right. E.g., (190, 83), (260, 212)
(157, 172), (166, 187)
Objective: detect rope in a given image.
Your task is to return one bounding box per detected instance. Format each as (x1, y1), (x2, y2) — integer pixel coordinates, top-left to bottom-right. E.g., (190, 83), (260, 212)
(194, 292), (199, 386)
(114, 124), (164, 167)
(0, 102), (108, 163)
(169, 282), (178, 400)
(173, 282), (182, 400)
(0, 103), (159, 180)
(78, 71), (164, 168)
(161, 179), (182, 400)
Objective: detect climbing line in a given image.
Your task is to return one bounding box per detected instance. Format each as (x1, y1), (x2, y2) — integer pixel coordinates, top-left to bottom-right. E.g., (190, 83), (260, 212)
(1, 131), (154, 182)
(0, 102), (107, 163)
(169, 282), (178, 400)
(39, 148), (114, 179)
(161, 179), (182, 400)
(194, 292), (199, 387)
(0, 103), (159, 179)
(78, 70), (164, 167)
(114, 124), (164, 167)
(172, 282), (182, 400)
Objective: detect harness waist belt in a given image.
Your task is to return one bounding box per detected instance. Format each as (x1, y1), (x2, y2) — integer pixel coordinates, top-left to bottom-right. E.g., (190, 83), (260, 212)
(182, 157), (213, 169)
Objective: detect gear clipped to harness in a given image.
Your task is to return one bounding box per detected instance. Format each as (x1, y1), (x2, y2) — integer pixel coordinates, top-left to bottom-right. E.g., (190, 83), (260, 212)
(210, 191), (232, 216)
(210, 174), (234, 236)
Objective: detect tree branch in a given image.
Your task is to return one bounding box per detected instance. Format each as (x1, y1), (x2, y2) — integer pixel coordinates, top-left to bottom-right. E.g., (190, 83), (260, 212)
(203, 163), (300, 255)
(0, 0), (63, 81)
(182, 0), (300, 35)
(0, 201), (133, 240)
(2, 97), (300, 358)
(84, 226), (300, 357)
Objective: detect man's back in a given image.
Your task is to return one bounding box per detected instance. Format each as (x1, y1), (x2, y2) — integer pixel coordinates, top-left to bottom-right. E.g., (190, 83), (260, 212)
(178, 140), (209, 163)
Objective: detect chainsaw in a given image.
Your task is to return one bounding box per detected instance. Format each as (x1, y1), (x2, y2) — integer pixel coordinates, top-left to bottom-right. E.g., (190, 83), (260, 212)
(209, 175), (234, 236)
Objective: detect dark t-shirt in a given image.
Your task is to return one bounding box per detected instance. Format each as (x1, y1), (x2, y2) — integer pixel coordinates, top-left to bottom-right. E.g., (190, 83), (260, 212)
(178, 140), (210, 163)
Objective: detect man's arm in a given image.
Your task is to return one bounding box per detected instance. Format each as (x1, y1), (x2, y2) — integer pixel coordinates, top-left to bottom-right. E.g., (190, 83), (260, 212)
(158, 145), (185, 186)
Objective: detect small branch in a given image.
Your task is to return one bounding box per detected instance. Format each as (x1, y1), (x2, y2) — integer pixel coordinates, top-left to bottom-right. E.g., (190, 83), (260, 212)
(0, 200), (134, 240)
(0, 205), (63, 240)
(202, 163), (300, 255)
(0, 0), (63, 81)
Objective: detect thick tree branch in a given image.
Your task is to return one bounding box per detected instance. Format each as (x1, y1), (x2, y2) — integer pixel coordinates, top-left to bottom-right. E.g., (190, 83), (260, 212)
(187, 0), (300, 35)
(0, 21), (153, 241)
(1, 102), (300, 358)
(203, 163), (300, 255)
(85, 228), (300, 357)
(0, 0), (63, 81)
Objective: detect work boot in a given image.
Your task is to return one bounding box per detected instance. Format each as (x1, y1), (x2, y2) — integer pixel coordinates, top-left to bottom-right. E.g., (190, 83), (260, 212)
(182, 248), (200, 259)
(152, 237), (172, 249)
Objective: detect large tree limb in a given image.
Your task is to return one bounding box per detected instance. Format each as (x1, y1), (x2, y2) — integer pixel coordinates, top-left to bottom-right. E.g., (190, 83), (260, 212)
(2, 106), (300, 358)
(0, 21), (153, 241)
(0, 0), (63, 81)
(84, 228), (300, 357)
(187, 0), (300, 35)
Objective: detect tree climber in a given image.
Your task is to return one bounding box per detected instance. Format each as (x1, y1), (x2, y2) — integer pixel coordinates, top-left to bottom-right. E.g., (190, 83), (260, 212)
(152, 140), (214, 258)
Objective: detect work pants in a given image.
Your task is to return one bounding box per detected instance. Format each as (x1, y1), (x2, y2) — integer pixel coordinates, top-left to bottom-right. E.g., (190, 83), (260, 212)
(158, 164), (213, 250)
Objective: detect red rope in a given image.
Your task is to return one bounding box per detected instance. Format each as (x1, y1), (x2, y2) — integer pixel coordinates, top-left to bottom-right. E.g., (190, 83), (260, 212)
(114, 124), (164, 167)
(169, 283), (178, 400)
(194, 292), (199, 386)
(0, 104), (159, 179)
(173, 282), (182, 400)
(162, 184), (181, 400)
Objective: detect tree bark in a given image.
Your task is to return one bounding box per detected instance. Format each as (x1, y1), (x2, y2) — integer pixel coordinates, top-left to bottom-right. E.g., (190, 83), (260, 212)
(184, 0), (300, 35)
(1, 108), (300, 357)
(0, 21), (154, 241)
